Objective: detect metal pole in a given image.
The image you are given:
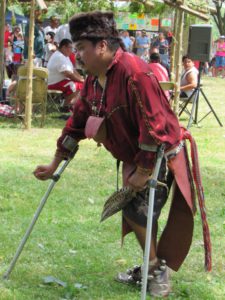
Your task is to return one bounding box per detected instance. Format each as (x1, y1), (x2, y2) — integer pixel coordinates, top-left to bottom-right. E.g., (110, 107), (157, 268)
(141, 145), (165, 300)
(3, 158), (71, 280)
(0, 0), (6, 101)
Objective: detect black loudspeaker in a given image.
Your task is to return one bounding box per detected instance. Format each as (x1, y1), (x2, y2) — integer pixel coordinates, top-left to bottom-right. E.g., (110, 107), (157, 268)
(188, 24), (212, 62)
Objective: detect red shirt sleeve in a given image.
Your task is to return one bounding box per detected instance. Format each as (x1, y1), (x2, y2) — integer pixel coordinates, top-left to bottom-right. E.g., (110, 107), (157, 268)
(55, 80), (91, 158)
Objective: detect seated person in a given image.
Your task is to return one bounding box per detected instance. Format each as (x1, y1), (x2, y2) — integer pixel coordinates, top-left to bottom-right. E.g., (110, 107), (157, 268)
(6, 75), (18, 99)
(47, 38), (84, 106)
(150, 47), (170, 78)
(149, 52), (170, 100)
(180, 55), (199, 98)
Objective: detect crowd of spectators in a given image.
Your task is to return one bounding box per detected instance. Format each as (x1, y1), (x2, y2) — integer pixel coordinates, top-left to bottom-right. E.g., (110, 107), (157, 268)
(2, 15), (225, 109)
(2, 14), (84, 108)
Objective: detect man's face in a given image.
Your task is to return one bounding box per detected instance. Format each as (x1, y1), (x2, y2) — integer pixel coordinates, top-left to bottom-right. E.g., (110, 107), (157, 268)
(159, 33), (164, 40)
(183, 58), (194, 70)
(74, 40), (104, 75)
(5, 24), (10, 31)
(51, 18), (59, 27)
(62, 44), (73, 57)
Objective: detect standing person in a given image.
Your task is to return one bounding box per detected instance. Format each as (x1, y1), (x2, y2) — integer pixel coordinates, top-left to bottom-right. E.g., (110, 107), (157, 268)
(12, 33), (24, 65)
(133, 31), (141, 54)
(44, 15), (59, 35)
(4, 23), (13, 78)
(136, 29), (150, 58)
(4, 23), (12, 49)
(129, 35), (136, 53)
(54, 23), (71, 46)
(23, 10), (45, 67)
(10, 25), (22, 43)
(34, 11), (211, 298)
(152, 32), (169, 68)
(180, 55), (199, 98)
(214, 35), (225, 77)
(120, 30), (132, 52)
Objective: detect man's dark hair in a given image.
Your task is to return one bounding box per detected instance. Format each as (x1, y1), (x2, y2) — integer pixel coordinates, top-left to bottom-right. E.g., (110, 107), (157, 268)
(150, 52), (160, 63)
(182, 54), (193, 62)
(46, 31), (55, 39)
(59, 38), (72, 49)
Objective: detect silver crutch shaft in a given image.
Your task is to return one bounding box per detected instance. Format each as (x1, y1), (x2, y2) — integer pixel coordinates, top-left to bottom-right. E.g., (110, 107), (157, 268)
(3, 158), (71, 280)
(141, 145), (165, 300)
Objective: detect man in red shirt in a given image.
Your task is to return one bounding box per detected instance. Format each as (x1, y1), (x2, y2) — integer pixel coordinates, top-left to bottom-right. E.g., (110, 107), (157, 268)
(34, 11), (211, 298)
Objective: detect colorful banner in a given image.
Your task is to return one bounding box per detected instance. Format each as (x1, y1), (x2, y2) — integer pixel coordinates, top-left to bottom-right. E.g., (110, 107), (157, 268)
(115, 12), (160, 32)
(161, 18), (172, 27)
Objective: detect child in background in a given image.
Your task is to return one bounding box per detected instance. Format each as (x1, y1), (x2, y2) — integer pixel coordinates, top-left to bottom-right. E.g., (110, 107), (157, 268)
(44, 31), (56, 67)
(140, 48), (150, 63)
(12, 33), (24, 64)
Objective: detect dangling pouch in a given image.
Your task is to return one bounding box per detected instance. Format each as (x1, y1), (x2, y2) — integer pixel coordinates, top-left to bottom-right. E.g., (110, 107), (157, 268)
(84, 116), (107, 143)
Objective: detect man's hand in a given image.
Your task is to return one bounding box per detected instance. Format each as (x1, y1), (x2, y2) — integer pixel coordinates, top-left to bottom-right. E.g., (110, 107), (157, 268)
(33, 164), (57, 181)
(127, 167), (151, 192)
(33, 157), (62, 181)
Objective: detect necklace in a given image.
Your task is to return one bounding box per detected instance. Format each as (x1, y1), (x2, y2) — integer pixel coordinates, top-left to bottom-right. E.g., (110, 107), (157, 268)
(92, 78), (107, 117)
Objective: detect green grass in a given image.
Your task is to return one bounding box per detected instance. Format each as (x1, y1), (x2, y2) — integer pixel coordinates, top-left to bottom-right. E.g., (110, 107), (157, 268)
(0, 76), (224, 299)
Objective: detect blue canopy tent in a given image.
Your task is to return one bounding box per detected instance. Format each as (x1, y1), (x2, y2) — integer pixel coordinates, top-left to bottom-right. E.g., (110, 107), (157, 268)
(5, 10), (28, 25)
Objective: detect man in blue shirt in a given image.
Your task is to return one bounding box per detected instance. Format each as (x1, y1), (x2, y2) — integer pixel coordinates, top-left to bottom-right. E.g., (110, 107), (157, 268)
(120, 30), (132, 52)
(136, 29), (150, 57)
(23, 12), (45, 67)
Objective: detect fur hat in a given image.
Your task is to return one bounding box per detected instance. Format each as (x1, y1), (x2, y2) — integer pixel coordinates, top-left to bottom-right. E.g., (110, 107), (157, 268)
(69, 11), (119, 42)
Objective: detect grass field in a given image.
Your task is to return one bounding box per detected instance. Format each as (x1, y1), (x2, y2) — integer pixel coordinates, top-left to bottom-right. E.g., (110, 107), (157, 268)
(0, 76), (224, 299)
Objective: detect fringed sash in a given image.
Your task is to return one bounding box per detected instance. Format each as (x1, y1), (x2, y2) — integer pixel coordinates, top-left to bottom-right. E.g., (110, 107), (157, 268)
(181, 127), (212, 271)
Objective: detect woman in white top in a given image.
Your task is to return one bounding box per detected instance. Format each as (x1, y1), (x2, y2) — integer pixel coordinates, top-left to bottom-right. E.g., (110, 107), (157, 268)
(180, 55), (199, 98)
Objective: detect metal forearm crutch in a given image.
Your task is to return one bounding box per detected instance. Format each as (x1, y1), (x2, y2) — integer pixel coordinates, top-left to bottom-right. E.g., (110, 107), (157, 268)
(3, 136), (78, 280)
(141, 144), (165, 300)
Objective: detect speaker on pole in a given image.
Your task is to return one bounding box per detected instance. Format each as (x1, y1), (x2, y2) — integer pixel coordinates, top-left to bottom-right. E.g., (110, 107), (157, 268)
(188, 24), (212, 62)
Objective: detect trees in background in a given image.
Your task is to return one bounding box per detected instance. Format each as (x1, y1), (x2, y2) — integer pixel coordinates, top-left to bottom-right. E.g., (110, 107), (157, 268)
(5, 0), (225, 35)
(212, 0), (225, 34)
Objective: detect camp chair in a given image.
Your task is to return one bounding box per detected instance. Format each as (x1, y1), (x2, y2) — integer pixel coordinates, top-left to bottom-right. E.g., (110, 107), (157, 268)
(159, 81), (175, 92)
(178, 88), (196, 117)
(47, 89), (63, 112)
(14, 66), (48, 127)
(159, 81), (175, 105)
